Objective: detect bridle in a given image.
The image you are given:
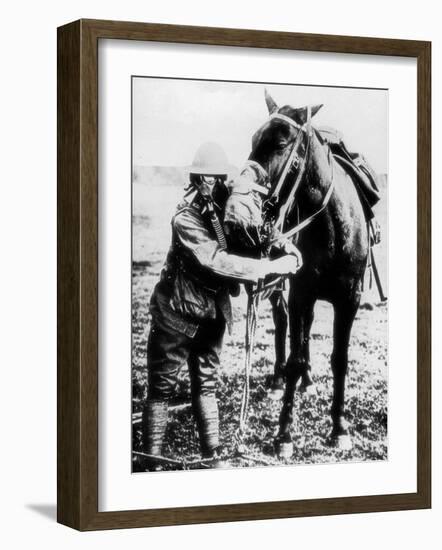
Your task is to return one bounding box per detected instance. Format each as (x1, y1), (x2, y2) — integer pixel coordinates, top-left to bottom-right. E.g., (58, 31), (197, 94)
(249, 106), (335, 248)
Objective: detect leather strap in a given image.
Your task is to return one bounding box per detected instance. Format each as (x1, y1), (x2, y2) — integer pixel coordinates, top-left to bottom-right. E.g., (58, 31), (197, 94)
(271, 146), (335, 244)
(269, 112), (306, 131)
(271, 106), (312, 230)
(271, 129), (305, 203)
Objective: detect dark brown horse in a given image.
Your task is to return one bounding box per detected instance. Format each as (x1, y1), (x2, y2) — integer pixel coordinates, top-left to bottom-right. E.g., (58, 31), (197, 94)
(224, 90), (369, 456)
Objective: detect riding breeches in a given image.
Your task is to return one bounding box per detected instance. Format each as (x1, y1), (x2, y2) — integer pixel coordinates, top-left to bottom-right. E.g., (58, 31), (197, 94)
(147, 314), (225, 400)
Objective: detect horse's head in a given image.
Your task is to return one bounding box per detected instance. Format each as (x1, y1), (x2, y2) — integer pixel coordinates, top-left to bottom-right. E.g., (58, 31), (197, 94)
(250, 90), (322, 185)
(224, 90), (323, 254)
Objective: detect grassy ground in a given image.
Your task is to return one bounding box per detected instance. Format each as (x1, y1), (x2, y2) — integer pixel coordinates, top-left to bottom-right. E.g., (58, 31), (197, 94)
(132, 178), (388, 470)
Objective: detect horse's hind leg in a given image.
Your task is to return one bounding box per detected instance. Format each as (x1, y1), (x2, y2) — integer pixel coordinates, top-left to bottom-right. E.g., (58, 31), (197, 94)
(328, 296), (360, 450)
(298, 303), (315, 395)
(268, 290), (288, 400)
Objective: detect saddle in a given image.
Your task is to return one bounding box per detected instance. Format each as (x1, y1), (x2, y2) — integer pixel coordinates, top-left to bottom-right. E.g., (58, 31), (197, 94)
(317, 126), (381, 221)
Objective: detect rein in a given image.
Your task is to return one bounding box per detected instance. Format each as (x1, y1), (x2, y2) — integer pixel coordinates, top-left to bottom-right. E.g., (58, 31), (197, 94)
(271, 148), (335, 245)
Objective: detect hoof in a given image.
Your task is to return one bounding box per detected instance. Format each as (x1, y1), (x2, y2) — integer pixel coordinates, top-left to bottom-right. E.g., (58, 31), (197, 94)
(339, 417), (350, 431)
(268, 387), (284, 401)
(275, 439), (294, 459)
(298, 382), (316, 396)
(328, 433), (353, 451)
(268, 376), (284, 401)
(336, 434), (353, 451)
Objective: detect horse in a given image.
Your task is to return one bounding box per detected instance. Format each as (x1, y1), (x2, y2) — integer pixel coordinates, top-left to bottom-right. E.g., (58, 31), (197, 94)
(223, 90), (369, 456)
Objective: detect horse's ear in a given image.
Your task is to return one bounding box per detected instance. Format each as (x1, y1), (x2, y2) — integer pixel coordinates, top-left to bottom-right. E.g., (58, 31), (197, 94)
(264, 89), (278, 114)
(311, 104), (323, 118)
(292, 104), (323, 124)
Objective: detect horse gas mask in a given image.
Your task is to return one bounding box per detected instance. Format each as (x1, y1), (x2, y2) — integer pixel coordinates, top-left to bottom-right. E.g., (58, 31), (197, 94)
(223, 162), (270, 256)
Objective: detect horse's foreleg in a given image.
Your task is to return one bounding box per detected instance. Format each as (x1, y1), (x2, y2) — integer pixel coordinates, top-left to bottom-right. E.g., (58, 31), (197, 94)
(329, 298), (359, 450)
(275, 287), (315, 458)
(268, 291), (288, 399)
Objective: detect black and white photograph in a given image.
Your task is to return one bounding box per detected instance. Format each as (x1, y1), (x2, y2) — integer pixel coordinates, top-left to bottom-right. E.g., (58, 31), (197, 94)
(131, 76), (388, 473)
(2, 0), (437, 541)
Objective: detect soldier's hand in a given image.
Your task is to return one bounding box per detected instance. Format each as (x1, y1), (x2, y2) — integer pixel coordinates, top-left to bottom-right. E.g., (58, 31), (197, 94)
(267, 254), (302, 277)
(281, 241), (303, 269)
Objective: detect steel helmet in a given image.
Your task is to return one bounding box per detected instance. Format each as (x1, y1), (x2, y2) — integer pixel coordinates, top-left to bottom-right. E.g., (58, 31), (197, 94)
(189, 142), (230, 176)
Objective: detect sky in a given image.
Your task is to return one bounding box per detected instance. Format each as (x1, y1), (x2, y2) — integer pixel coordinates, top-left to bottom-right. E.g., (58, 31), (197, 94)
(133, 77), (388, 174)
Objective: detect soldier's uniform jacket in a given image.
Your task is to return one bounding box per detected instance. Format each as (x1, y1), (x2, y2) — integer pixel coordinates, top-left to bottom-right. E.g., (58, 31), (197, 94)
(149, 193), (265, 338)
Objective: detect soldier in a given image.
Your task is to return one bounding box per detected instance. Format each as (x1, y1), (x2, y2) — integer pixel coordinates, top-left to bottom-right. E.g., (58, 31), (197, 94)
(141, 142), (302, 469)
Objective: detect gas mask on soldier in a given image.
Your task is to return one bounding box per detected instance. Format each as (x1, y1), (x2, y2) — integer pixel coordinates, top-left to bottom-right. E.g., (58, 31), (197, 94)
(196, 175), (229, 210)
(189, 142), (230, 210)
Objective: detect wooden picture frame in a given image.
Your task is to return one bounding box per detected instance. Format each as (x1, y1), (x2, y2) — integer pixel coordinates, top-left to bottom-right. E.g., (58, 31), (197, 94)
(57, 18), (431, 531)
